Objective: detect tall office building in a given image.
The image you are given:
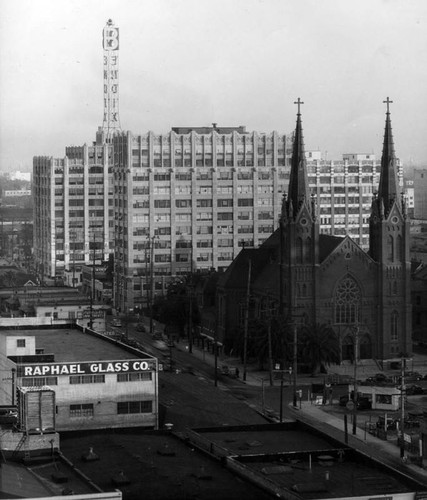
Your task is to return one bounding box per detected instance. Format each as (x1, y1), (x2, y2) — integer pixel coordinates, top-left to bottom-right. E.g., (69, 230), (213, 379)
(112, 126), (293, 311)
(33, 131), (114, 283)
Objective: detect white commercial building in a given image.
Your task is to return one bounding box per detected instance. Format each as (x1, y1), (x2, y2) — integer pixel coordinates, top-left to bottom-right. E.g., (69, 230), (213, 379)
(0, 327), (158, 432)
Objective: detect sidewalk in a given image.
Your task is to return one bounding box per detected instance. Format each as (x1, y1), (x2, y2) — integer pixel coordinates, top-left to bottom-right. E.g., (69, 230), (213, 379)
(176, 338), (326, 387)
(289, 401), (427, 485)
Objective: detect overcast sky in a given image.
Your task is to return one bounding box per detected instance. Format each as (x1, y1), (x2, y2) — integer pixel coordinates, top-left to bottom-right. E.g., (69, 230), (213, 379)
(1, 0), (426, 172)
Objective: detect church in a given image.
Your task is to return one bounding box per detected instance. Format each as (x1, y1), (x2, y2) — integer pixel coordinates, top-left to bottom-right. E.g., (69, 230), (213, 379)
(216, 99), (412, 365)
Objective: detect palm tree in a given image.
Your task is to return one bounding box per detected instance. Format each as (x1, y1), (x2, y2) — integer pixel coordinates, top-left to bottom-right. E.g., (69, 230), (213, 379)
(299, 323), (340, 375)
(251, 315), (293, 370)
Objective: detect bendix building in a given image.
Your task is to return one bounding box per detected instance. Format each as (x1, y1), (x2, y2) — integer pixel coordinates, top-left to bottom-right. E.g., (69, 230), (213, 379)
(0, 327), (159, 433)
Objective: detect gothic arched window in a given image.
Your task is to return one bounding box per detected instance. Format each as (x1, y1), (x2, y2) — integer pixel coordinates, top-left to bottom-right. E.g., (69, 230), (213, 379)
(335, 275), (361, 324)
(305, 237), (312, 263)
(396, 235), (403, 261)
(388, 235), (394, 261)
(391, 310), (399, 342)
(296, 237), (303, 264)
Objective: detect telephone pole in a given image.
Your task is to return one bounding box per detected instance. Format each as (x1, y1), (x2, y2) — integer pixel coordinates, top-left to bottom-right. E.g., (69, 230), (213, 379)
(242, 259), (252, 382)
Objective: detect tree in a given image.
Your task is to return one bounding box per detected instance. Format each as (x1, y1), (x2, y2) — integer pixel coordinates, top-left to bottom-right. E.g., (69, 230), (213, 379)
(154, 276), (200, 338)
(299, 323), (340, 375)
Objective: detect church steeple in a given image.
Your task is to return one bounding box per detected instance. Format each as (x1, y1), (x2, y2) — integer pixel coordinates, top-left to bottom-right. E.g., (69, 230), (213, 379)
(286, 98), (310, 219)
(377, 97), (400, 217)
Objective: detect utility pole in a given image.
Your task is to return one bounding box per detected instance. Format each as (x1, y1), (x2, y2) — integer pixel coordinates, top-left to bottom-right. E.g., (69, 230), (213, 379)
(188, 281), (193, 354)
(267, 318), (273, 386)
(400, 357), (406, 459)
(352, 322), (359, 435)
(149, 234), (158, 336)
(89, 229), (96, 330)
(71, 231), (76, 288)
(242, 259), (252, 382)
(292, 321), (298, 407)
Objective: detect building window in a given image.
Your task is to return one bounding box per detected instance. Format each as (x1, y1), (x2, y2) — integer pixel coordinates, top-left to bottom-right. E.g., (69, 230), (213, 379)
(17, 339), (26, 348)
(335, 275), (361, 324)
(21, 377), (58, 387)
(117, 400), (153, 414)
(117, 372), (152, 382)
(69, 375), (105, 384)
(70, 403), (94, 417)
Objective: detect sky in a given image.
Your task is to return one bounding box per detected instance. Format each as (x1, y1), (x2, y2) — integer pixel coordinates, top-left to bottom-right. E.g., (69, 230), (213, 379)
(1, 0), (427, 172)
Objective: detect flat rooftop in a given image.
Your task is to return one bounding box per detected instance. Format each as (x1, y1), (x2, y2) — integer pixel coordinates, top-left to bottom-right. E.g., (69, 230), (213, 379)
(57, 422), (425, 500)
(59, 430), (272, 500)
(2, 328), (154, 363)
(192, 424), (425, 499)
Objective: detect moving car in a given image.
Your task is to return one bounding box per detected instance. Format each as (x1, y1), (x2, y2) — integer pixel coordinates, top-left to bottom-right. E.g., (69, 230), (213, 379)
(153, 340), (168, 351)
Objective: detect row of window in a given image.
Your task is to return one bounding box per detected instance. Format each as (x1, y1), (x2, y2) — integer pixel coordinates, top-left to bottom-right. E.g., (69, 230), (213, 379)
(69, 400), (153, 417)
(20, 372), (152, 387)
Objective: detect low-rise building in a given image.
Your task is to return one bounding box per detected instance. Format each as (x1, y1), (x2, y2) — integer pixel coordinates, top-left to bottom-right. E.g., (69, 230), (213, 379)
(0, 327), (158, 432)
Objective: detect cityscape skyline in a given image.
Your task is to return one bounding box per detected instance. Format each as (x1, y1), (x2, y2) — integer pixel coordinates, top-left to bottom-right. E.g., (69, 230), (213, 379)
(1, 0), (427, 172)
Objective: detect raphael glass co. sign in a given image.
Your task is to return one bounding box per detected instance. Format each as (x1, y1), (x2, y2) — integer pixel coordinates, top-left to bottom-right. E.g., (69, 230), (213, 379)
(17, 359), (155, 377)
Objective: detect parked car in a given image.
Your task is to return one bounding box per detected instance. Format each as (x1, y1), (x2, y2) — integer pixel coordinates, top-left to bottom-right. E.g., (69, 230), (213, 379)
(339, 395), (372, 410)
(377, 415), (397, 430)
(400, 371), (422, 382)
(365, 373), (393, 385)
(135, 323), (146, 332)
(111, 318), (122, 327)
(405, 384), (425, 395)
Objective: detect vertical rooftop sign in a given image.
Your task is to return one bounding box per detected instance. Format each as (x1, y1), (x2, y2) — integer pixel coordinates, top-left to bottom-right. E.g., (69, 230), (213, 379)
(102, 19), (121, 138)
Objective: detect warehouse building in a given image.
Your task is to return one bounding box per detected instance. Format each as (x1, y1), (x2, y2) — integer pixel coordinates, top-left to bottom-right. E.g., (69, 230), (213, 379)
(0, 327), (158, 433)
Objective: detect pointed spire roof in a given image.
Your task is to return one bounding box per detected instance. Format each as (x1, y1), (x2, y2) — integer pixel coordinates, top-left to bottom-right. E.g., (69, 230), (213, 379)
(287, 98), (310, 218)
(378, 97), (400, 216)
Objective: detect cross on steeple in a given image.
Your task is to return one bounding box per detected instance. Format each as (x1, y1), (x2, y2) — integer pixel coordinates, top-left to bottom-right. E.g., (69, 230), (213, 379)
(383, 97), (393, 114)
(294, 98), (304, 115)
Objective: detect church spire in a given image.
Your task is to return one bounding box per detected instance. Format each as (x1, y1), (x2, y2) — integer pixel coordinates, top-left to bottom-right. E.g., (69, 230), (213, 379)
(378, 97), (400, 217)
(287, 98), (310, 218)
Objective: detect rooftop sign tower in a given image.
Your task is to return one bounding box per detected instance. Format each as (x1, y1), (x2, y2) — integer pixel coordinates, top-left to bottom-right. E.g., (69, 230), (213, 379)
(102, 19), (121, 138)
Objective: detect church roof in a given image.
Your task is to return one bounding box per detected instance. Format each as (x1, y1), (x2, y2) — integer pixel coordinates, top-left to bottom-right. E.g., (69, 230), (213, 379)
(219, 230), (347, 292)
(286, 100), (310, 218)
(376, 98), (401, 217)
(318, 234), (344, 261)
(217, 245), (278, 290)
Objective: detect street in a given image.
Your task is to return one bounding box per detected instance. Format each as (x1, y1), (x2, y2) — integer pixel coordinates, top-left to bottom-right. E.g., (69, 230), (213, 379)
(107, 317), (351, 428)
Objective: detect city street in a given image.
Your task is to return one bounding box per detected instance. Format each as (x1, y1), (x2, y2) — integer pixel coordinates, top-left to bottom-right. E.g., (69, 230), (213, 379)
(107, 316), (427, 434)
(107, 317), (352, 428)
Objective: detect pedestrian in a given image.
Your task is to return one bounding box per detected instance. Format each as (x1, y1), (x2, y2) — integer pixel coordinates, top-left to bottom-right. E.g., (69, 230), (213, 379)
(235, 368), (239, 378)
